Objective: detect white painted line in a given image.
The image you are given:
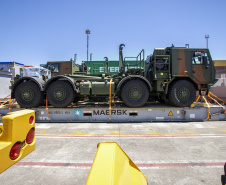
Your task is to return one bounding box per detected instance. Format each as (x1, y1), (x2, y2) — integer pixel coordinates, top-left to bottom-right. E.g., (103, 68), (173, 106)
(132, 125), (144, 128)
(36, 124), (52, 129)
(35, 134), (226, 139)
(16, 161), (225, 169)
(194, 124), (205, 128)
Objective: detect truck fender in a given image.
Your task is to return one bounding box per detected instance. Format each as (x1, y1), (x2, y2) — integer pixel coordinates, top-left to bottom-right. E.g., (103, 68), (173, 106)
(116, 75), (152, 93)
(44, 75), (79, 93)
(11, 77), (45, 98)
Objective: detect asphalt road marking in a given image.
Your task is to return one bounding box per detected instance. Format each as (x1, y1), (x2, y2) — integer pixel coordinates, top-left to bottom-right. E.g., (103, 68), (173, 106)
(184, 130), (200, 134)
(36, 124), (52, 129)
(37, 130), (48, 134)
(15, 161), (225, 168)
(36, 129), (226, 137)
(35, 134), (226, 139)
(146, 130), (165, 135)
(107, 130), (125, 135)
(220, 130), (226, 132)
(73, 130), (86, 135)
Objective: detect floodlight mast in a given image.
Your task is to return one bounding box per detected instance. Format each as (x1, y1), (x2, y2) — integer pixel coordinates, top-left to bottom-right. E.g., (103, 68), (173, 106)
(86, 29), (91, 61)
(205, 34), (209, 49)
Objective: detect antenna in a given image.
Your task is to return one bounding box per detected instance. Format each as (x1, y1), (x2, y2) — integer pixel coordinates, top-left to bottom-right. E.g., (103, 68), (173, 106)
(74, 54), (77, 63)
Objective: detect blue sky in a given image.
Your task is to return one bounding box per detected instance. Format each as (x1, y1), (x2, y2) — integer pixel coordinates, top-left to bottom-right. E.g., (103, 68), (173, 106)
(0, 0), (225, 66)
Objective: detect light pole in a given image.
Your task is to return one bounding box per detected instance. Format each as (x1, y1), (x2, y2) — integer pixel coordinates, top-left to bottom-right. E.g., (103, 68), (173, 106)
(205, 34), (209, 48)
(86, 29), (91, 61)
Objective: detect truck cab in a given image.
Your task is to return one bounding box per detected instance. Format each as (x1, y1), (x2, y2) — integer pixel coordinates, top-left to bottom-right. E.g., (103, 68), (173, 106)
(145, 46), (217, 106)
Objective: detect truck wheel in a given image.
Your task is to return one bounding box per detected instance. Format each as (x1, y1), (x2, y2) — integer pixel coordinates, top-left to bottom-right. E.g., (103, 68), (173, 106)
(15, 81), (43, 108)
(47, 80), (75, 108)
(168, 80), (196, 107)
(121, 79), (149, 108)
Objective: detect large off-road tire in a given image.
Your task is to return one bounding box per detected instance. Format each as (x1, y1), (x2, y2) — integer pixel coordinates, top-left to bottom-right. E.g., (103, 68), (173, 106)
(168, 80), (196, 107)
(46, 80), (75, 108)
(15, 81), (43, 108)
(121, 79), (149, 108)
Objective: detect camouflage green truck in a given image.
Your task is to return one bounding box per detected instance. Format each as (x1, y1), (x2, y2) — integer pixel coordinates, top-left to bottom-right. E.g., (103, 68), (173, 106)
(11, 44), (217, 108)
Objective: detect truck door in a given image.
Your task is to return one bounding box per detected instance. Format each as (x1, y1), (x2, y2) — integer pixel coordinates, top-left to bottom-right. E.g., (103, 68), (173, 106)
(191, 51), (214, 84)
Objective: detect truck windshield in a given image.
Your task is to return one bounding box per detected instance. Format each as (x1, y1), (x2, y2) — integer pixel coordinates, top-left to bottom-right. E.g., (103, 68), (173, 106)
(47, 64), (59, 72)
(192, 52), (210, 65)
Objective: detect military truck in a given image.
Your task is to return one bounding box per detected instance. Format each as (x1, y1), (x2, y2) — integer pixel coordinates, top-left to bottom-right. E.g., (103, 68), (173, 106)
(11, 44), (217, 108)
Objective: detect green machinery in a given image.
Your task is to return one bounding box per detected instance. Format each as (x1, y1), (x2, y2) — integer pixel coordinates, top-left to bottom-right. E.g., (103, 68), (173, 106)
(45, 58), (143, 76)
(85, 59), (144, 75)
(11, 44), (217, 108)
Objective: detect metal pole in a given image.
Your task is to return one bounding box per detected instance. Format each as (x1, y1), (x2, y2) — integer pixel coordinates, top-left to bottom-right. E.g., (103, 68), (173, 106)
(86, 29), (91, 62)
(74, 54), (77, 63)
(90, 53), (92, 61)
(205, 35), (209, 49)
(87, 34), (89, 62)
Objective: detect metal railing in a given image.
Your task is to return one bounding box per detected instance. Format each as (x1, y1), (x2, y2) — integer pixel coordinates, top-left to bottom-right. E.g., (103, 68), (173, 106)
(92, 63), (105, 74)
(124, 49), (145, 71)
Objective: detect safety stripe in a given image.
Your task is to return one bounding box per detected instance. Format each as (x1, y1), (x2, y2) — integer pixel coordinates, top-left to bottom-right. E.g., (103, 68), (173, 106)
(35, 134), (226, 139)
(16, 161), (225, 168)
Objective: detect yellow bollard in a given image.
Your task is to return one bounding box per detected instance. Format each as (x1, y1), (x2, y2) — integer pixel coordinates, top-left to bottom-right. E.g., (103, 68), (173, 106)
(0, 110), (35, 174)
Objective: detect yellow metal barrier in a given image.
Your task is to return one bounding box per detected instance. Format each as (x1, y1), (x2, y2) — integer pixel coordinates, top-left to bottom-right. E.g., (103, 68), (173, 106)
(0, 110), (35, 174)
(86, 142), (148, 185)
(0, 124), (4, 138)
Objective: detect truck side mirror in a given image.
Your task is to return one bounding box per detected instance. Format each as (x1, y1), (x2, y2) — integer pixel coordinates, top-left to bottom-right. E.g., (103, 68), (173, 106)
(202, 56), (209, 68)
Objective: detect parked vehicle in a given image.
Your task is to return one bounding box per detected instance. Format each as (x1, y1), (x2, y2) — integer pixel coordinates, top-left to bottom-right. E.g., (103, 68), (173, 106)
(11, 44), (217, 108)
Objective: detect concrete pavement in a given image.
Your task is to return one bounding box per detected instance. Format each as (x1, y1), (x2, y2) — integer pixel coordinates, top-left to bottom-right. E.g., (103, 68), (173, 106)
(1, 121), (226, 184)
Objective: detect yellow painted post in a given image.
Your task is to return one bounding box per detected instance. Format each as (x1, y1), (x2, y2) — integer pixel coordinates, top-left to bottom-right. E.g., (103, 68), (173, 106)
(195, 95), (200, 103)
(86, 142), (148, 185)
(0, 110), (35, 174)
(203, 96), (211, 120)
(109, 79), (112, 120)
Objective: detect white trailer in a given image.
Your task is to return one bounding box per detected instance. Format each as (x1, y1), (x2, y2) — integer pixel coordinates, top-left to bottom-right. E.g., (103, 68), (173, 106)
(0, 62), (24, 101)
